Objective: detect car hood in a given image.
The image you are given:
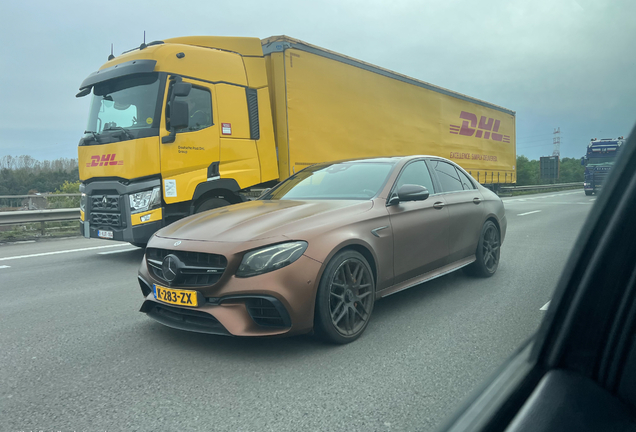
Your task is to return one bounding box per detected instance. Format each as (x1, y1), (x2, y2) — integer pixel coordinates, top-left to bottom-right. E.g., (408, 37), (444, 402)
(155, 199), (374, 242)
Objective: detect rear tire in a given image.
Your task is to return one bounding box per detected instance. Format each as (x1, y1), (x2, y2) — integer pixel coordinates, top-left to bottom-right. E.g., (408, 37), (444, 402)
(195, 197), (230, 213)
(464, 221), (500, 278)
(314, 250), (375, 344)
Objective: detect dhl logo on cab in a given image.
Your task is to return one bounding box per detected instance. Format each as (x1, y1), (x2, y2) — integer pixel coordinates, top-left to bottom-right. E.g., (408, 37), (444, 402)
(86, 154), (124, 167)
(450, 111), (511, 143)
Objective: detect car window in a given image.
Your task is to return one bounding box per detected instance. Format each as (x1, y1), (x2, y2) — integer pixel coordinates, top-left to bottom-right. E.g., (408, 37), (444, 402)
(394, 160), (435, 193)
(457, 168), (475, 190)
(430, 160), (464, 193)
(263, 161), (395, 200)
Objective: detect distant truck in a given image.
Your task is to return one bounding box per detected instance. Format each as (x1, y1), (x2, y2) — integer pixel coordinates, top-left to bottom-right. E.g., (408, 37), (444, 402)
(581, 137), (626, 195)
(75, 35), (516, 246)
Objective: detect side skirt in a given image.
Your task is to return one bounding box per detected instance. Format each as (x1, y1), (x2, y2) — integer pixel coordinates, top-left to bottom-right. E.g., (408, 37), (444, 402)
(378, 255), (476, 298)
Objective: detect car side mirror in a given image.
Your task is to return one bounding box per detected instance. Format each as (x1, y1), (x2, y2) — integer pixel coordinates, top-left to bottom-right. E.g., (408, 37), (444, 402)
(389, 184), (430, 205)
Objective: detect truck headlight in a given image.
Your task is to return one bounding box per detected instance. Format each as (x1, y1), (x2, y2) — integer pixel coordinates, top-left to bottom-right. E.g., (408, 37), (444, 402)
(129, 187), (161, 214)
(236, 241), (308, 278)
(80, 193), (87, 212)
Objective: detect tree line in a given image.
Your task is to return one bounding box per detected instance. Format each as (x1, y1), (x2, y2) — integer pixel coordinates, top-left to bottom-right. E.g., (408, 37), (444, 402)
(516, 156), (584, 186)
(0, 156), (79, 195)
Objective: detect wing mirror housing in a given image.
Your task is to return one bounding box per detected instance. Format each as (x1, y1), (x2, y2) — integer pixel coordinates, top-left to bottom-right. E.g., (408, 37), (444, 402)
(173, 82), (192, 97)
(388, 184), (430, 205)
(170, 100), (189, 130)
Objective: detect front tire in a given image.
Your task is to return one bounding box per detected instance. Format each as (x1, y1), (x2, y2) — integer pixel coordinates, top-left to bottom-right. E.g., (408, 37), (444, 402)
(464, 220), (500, 277)
(314, 250), (375, 344)
(585, 190), (593, 196)
(195, 197), (230, 213)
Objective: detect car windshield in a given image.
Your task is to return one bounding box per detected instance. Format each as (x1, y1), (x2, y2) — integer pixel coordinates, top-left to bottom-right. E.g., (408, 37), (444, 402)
(262, 161), (394, 200)
(85, 73), (161, 141)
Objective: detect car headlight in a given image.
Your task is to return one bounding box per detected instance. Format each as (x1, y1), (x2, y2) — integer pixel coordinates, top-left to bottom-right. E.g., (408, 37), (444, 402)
(236, 241), (308, 278)
(129, 187), (161, 214)
(80, 193), (87, 212)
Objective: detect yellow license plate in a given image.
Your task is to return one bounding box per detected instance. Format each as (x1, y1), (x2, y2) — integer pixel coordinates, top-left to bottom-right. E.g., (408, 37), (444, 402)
(153, 285), (198, 307)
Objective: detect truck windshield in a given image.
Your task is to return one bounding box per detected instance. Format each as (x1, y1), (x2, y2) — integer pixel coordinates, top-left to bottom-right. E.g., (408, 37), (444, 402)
(262, 162), (395, 200)
(85, 73), (162, 141)
(587, 160), (615, 167)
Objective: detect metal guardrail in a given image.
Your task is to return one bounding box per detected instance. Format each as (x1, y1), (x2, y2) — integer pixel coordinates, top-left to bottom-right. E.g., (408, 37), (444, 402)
(500, 182), (583, 193)
(0, 208), (80, 226)
(0, 184), (582, 228)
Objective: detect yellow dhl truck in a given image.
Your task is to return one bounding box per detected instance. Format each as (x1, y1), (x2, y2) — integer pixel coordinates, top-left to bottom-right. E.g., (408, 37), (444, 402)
(76, 35), (516, 246)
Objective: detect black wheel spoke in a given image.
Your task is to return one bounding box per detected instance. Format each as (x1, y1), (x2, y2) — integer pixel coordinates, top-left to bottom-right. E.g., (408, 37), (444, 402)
(357, 291), (372, 300)
(328, 257), (375, 337)
(333, 306), (347, 324)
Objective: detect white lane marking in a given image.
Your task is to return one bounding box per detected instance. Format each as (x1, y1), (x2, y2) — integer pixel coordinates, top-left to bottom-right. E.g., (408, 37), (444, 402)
(540, 301), (551, 311)
(0, 265), (10, 269)
(0, 244), (129, 261)
(590, 198), (596, 201)
(518, 210), (542, 216)
(98, 248), (139, 255)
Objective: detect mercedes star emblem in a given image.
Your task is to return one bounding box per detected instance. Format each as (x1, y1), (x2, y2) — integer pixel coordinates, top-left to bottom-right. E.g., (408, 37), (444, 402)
(162, 255), (179, 282)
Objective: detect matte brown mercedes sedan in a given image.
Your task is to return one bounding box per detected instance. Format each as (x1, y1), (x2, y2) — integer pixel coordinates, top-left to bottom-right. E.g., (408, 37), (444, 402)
(138, 156), (506, 343)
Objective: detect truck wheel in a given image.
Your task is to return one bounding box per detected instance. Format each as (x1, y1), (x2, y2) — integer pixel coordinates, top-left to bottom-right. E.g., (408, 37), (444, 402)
(464, 221), (500, 278)
(195, 198), (230, 213)
(314, 250), (375, 344)
(585, 190), (593, 196)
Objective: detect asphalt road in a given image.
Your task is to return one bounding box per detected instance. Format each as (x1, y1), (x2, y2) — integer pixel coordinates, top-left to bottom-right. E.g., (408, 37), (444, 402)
(0, 190), (595, 432)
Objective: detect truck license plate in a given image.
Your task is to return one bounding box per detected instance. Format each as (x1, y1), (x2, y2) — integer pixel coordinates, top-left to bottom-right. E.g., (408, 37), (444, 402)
(154, 285), (198, 307)
(98, 230), (114, 239)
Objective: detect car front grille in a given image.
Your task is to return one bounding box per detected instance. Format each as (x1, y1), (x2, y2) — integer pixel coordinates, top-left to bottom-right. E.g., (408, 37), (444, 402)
(146, 248), (227, 287)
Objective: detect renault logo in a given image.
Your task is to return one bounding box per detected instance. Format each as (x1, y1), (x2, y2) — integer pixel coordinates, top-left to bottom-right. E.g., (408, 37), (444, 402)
(102, 196), (107, 205)
(162, 254), (180, 283)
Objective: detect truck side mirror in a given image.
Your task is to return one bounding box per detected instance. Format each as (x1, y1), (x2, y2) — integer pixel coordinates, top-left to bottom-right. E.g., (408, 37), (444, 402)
(170, 100), (189, 130)
(173, 82), (192, 97)
(581, 157), (586, 166)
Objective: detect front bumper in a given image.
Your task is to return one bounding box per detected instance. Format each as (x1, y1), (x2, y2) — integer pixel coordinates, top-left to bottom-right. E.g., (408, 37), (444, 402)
(81, 178), (163, 244)
(137, 239), (323, 337)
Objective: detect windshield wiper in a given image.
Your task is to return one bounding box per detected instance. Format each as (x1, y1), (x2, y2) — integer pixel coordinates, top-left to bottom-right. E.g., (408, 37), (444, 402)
(102, 126), (134, 140)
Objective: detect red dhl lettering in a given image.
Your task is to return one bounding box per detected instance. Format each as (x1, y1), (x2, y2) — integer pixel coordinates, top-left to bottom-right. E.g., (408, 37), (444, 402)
(86, 154), (124, 167)
(449, 111), (511, 143)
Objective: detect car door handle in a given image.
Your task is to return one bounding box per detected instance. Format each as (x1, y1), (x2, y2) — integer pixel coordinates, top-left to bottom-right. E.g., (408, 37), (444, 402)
(433, 202), (445, 209)
(473, 198), (482, 204)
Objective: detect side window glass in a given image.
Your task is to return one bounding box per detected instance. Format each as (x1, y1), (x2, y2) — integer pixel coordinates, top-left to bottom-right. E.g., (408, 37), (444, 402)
(169, 85), (213, 133)
(457, 169), (475, 190)
(431, 160), (464, 193)
(395, 161), (435, 193)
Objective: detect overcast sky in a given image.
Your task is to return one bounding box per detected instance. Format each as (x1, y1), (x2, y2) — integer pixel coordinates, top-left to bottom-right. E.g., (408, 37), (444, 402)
(1, 0), (634, 163)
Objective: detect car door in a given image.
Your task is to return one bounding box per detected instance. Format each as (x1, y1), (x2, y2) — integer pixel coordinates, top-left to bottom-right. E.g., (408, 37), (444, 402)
(437, 127), (636, 432)
(387, 160), (450, 286)
(428, 159), (486, 263)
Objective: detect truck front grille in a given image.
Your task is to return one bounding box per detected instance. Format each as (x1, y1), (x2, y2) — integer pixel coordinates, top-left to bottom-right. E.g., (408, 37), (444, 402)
(91, 212), (121, 227)
(91, 195), (120, 211)
(146, 248), (227, 287)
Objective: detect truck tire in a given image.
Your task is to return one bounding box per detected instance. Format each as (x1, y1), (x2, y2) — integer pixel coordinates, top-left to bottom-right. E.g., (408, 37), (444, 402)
(585, 190), (593, 196)
(195, 197), (231, 213)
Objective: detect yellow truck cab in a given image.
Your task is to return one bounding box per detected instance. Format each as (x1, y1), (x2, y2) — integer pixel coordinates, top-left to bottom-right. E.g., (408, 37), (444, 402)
(77, 36), (515, 245)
